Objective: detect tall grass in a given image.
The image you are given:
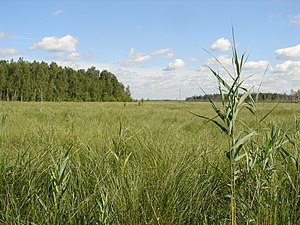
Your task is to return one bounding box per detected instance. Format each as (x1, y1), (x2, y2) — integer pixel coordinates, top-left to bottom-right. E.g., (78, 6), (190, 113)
(0, 104), (299, 223)
(0, 102), (218, 224)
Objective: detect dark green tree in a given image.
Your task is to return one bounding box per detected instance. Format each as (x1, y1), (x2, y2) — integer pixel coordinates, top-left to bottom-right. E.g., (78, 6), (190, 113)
(0, 59), (132, 102)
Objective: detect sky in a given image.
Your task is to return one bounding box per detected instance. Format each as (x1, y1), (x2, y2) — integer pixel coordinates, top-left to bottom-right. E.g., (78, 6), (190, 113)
(1, 0), (300, 99)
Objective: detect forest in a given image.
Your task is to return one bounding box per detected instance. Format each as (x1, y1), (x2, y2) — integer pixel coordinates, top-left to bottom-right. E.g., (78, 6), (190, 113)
(186, 91), (300, 103)
(0, 58), (132, 102)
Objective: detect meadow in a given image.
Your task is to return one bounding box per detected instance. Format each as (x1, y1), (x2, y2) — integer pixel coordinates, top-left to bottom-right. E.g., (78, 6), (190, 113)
(0, 101), (299, 224)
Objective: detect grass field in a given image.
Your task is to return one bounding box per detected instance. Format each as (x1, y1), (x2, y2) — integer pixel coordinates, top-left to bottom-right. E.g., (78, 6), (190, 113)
(0, 101), (299, 224)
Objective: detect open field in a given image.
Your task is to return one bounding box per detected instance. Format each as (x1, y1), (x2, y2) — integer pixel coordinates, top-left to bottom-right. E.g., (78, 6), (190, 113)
(0, 101), (299, 224)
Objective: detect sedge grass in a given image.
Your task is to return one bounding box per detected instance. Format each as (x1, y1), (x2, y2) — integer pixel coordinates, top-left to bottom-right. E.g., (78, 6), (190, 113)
(0, 101), (299, 224)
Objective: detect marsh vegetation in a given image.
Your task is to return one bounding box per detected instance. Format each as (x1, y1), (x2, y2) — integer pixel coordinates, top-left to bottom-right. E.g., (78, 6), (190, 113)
(0, 101), (299, 224)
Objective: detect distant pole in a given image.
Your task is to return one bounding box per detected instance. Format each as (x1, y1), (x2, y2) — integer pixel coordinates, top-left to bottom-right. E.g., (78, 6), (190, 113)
(179, 88), (182, 102)
(40, 88), (44, 112)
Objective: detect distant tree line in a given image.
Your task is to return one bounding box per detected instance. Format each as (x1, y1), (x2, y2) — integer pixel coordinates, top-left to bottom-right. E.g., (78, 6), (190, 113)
(0, 58), (132, 102)
(186, 91), (300, 103)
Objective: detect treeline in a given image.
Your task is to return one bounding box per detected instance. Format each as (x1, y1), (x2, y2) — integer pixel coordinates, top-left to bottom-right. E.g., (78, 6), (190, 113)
(186, 92), (300, 103)
(0, 58), (132, 102)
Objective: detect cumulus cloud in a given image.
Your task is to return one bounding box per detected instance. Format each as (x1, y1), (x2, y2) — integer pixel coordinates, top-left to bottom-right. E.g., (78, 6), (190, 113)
(244, 60), (269, 70)
(205, 55), (268, 71)
(111, 66), (196, 99)
(164, 59), (185, 71)
(206, 55), (231, 67)
(53, 9), (63, 16)
(259, 60), (300, 93)
(31, 34), (78, 52)
(203, 56), (300, 94)
(200, 56), (270, 89)
(211, 37), (231, 51)
(0, 48), (18, 56)
(272, 60), (300, 75)
(290, 15), (300, 25)
(275, 44), (300, 60)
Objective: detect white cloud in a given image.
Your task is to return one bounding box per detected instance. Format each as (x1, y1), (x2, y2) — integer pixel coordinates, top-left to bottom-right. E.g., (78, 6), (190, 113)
(128, 48), (136, 57)
(111, 66), (199, 99)
(152, 48), (174, 58)
(199, 56), (271, 91)
(290, 15), (300, 25)
(256, 60), (300, 93)
(164, 59), (185, 71)
(244, 60), (269, 70)
(152, 48), (172, 56)
(206, 55), (232, 67)
(211, 37), (231, 51)
(166, 53), (175, 58)
(66, 52), (82, 61)
(31, 34), (78, 52)
(275, 44), (300, 60)
(56, 61), (111, 72)
(272, 60), (300, 75)
(121, 55), (152, 65)
(121, 48), (152, 65)
(205, 56), (269, 75)
(128, 55), (152, 64)
(133, 55), (152, 63)
(121, 47), (175, 65)
(0, 48), (18, 56)
(55, 51), (92, 62)
(53, 10), (63, 16)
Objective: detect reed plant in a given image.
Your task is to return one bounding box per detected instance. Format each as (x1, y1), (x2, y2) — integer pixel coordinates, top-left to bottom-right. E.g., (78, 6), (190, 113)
(191, 29), (300, 224)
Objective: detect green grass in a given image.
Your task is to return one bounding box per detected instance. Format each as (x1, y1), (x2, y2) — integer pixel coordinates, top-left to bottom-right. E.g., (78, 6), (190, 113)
(0, 101), (299, 224)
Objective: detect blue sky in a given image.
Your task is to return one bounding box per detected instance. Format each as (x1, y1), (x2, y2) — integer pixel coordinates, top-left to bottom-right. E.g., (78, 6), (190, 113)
(1, 0), (300, 99)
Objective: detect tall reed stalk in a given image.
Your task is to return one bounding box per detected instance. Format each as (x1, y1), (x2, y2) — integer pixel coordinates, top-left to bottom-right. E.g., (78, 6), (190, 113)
(191, 29), (256, 225)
